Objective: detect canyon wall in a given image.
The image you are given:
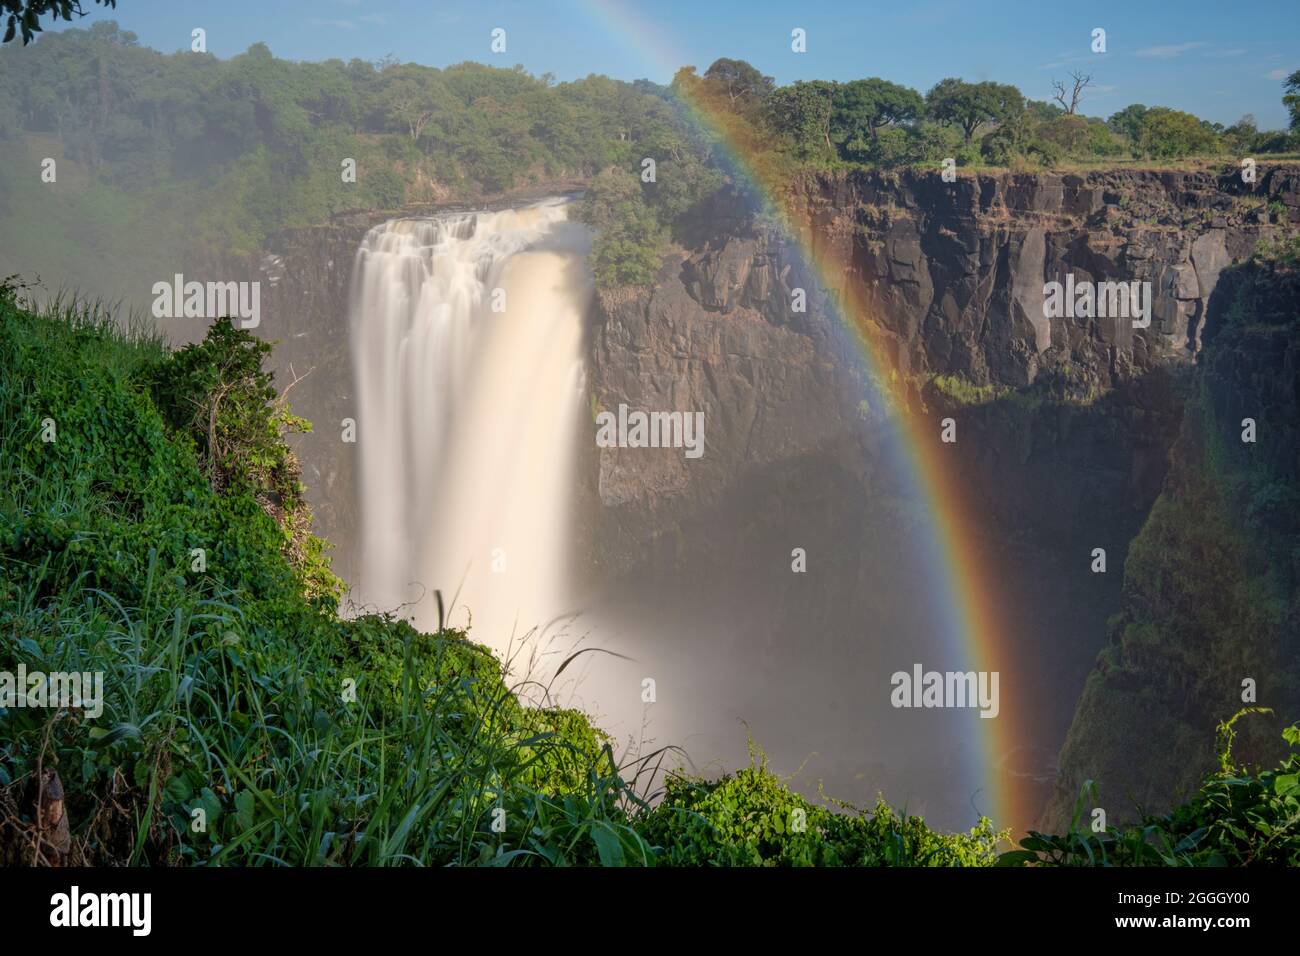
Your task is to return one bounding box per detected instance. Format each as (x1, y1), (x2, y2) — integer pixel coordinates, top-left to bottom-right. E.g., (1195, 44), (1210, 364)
(1043, 260), (1300, 829)
(584, 165), (1297, 821)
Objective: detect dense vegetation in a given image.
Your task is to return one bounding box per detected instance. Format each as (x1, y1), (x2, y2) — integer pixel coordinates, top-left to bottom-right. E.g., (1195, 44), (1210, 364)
(4, 26), (1296, 297)
(2, 279), (1297, 866)
(587, 59), (1300, 289)
(0, 21), (713, 299)
(692, 60), (1298, 169)
(1008, 712), (1300, 866)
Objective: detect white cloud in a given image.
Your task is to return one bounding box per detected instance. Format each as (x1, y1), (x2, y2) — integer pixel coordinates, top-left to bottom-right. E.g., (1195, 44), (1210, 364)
(1265, 68), (1291, 80)
(1135, 42), (1206, 59)
(309, 18), (357, 30)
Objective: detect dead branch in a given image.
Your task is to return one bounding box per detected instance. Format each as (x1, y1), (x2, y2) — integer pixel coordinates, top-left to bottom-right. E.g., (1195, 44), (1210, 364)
(1051, 71), (1092, 115)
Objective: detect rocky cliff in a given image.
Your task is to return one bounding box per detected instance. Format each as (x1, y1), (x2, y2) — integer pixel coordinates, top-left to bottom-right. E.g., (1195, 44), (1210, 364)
(1042, 256), (1300, 829)
(584, 164), (1299, 825)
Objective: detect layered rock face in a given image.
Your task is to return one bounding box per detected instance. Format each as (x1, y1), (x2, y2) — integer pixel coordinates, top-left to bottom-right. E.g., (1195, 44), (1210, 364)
(590, 166), (1300, 525)
(224, 164), (1299, 830)
(787, 166), (1298, 387)
(585, 165), (1298, 826)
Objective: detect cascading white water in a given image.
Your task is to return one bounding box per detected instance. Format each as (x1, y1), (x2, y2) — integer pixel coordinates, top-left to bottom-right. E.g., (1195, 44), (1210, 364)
(349, 199), (592, 651)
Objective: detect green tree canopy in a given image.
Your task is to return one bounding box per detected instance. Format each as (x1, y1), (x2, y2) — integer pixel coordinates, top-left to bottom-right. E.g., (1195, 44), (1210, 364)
(1137, 106), (1220, 158)
(832, 77), (923, 143)
(1107, 103), (1148, 142)
(702, 57), (773, 112)
(925, 78), (1023, 143)
(1285, 70), (1300, 132)
(576, 166), (662, 286)
(766, 79), (836, 158)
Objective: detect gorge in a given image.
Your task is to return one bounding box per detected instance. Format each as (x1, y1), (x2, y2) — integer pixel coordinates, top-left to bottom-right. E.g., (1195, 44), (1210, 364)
(225, 164), (1300, 835)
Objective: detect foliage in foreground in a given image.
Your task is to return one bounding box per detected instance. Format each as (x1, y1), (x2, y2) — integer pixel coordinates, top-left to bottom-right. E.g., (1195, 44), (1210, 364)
(0, 285), (635, 865)
(640, 743), (1002, 866)
(0, 286), (994, 866)
(2, 285), (1297, 866)
(1004, 712), (1300, 866)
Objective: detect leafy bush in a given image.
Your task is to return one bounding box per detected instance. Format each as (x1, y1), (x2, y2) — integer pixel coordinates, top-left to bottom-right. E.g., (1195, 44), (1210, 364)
(1003, 712), (1300, 866)
(577, 167), (666, 287)
(638, 744), (1004, 866)
(0, 288), (634, 865)
(147, 318), (338, 602)
(1137, 107), (1221, 159)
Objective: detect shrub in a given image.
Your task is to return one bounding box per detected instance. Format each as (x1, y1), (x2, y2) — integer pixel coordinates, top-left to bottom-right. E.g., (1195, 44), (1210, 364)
(638, 744), (1003, 866)
(1137, 107), (1221, 159)
(577, 166), (665, 287)
(0, 291), (632, 866)
(1003, 713), (1300, 866)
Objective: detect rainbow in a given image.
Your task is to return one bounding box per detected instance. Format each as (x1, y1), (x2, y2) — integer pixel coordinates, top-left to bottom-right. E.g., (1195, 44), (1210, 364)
(583, 0), (1028, 835)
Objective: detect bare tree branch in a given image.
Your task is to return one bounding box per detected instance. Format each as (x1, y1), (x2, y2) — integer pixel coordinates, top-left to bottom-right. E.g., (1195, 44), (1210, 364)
(278, 363), (315, 402)
(1051, 71), (1093, 115)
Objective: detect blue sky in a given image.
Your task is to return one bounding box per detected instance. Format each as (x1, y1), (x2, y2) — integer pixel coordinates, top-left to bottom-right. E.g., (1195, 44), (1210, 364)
(48, 0), (1300, 127)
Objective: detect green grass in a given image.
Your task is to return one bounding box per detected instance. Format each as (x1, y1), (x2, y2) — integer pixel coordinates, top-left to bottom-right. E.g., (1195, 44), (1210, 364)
(0, 286), (643, 865)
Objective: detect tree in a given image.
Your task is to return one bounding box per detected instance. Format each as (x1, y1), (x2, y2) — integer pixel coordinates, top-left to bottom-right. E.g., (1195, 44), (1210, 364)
(1107, 104), (1148, 142)
(926, 78), (1023, 143)
(577, 166), (663, 286)
(702, 57), (773, 112)
(1084, 117), (1127, 157)
(1051, 71), (1092, 115)
(2, 0), (114, 44)
(387, 79), (433, 141)
(1223, 114), (1259, 153)
(1285, 70), (1300, 132)
(1041, 113), (1089, 152)
(766, 80), (836, 157)
(832, 77), (923, 145)
(980, 112), (1061, 167)
(1025, 99), (1065, 122)
(1137, 107), (1220, 158)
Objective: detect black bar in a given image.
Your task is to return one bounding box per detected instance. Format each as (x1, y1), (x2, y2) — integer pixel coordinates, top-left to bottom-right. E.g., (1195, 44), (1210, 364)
(0, 865), (1285, 941)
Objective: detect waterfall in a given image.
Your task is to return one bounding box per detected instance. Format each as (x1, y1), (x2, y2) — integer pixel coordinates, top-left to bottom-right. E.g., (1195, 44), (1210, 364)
(349, 199), (592, 651)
